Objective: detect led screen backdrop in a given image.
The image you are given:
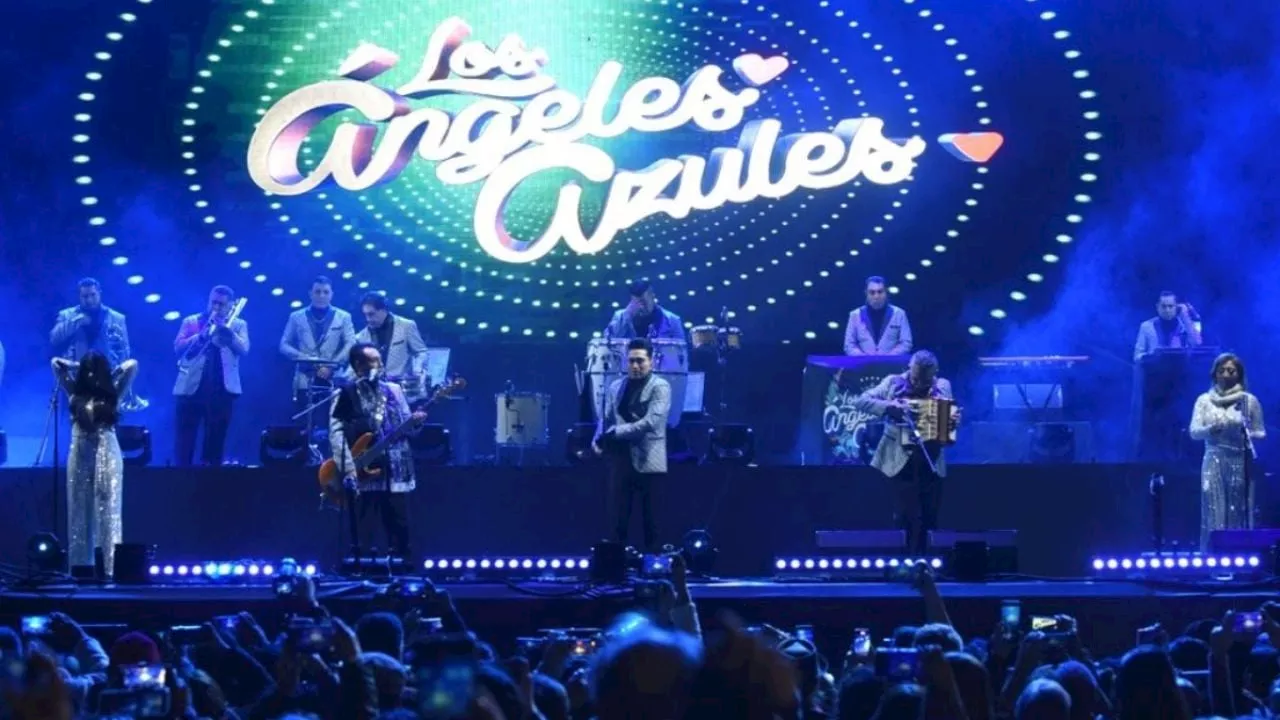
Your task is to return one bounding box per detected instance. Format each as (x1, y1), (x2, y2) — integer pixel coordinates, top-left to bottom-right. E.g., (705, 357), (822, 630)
(65, 0), (1099, 344)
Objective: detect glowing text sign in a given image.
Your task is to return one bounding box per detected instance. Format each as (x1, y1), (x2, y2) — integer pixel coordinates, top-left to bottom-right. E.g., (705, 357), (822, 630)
(247, 17), (927, 264)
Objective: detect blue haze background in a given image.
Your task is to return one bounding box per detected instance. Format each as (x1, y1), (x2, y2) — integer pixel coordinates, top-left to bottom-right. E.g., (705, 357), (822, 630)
(0, 0), (1276, 468)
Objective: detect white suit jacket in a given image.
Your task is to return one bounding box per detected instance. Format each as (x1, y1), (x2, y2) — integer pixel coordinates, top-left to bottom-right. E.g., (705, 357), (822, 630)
(853, 373), (954, 478)
(279, 307), (357, 390)
(844, 305), (912, 356)
(172, 314), (251, 396)
(354, 315), (428, 390)
(596, 374), (672, 474)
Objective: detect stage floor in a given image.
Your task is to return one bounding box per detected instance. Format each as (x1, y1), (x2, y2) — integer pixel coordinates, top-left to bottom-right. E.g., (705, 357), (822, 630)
(1, 577), (1271, 657)
(0, 463), (1226, 579)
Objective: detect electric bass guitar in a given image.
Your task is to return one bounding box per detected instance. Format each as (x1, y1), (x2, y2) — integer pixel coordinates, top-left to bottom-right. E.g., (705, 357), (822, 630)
(317, 375), (466, 507)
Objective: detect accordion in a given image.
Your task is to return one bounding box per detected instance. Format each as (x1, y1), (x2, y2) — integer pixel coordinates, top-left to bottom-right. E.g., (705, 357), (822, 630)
(901, 397), (958, 446)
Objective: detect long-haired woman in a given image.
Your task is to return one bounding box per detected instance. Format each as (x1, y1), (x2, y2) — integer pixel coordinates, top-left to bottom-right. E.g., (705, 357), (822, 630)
(51, 352), (137, 577)
(1188, 353), (1266, 549)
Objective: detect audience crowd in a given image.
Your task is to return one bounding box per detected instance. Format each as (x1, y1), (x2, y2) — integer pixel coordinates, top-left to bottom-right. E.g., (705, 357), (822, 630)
(1, 557), (1278, 719)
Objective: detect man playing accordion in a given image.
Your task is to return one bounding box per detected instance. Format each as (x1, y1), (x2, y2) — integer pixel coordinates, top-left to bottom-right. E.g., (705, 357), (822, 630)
(854, 350), (961, 554)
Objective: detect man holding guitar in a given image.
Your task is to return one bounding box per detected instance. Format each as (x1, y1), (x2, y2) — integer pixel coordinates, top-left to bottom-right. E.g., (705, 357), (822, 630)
(327, 342), (427, 560)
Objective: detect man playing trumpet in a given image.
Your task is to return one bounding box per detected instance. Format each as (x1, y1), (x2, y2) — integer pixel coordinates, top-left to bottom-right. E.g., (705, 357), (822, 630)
(173, 285), (250, 466)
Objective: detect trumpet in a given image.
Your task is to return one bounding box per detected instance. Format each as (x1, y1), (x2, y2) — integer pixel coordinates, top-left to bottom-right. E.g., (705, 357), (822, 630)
(179, 297), (247, 368)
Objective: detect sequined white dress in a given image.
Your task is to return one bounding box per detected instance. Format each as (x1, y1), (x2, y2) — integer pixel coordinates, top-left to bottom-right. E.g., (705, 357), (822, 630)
(1188, 386), (1266, 550)
(53, 358), (138, 577)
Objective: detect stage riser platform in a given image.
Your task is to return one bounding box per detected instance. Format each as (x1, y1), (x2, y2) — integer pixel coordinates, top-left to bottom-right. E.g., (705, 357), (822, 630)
(0, 583), (1266, 658)
(0, 465), (1237, 578)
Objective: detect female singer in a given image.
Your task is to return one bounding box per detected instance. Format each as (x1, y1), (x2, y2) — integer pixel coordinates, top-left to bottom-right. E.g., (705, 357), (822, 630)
(52, 352), (138, 577)
(1188, 353), (1266, 549)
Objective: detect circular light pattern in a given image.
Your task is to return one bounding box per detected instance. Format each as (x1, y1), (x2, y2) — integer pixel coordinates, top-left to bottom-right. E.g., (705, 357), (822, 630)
(180, 0), (941, 339)
(74, 0), (1101, 342)
(970, 0), (1102, 335)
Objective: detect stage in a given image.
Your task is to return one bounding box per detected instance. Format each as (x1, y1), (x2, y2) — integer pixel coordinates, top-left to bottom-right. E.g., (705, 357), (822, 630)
(0, 578), (1272, 657)
(0, 462), (1227, 579)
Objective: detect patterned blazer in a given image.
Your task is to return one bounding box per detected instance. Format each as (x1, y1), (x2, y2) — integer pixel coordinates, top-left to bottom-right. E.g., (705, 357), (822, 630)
(597, 374), (672, 474)
(353, 315), (428, 393)
(1133, 316), (1202, 361)
(50, 306), (131, 366)
(853, 372), (954, 478)
(329, 380), (417, 493)
(603, 307), (686, 341)
(172, 314), (251, 396)
(844, 305), (912, 356)
(279, 307), (357, 391)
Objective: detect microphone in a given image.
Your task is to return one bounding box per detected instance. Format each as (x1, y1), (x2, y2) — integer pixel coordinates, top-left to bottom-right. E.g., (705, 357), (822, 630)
(505, 380), (515, 409)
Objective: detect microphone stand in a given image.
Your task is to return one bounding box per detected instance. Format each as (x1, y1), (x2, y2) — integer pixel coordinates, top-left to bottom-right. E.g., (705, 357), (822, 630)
(1240, 399), (1258, 526)
(35, 349), (76, 549)
(293, 383), (342, 466)
(33, 379), (62, 547)
(900, 410), (943, 476)
(715, 307), (730, 421)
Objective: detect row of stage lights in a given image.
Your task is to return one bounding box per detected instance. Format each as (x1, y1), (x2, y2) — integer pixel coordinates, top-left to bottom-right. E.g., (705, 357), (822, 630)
(1091, 554), (1262, 573)
(775, 557), (943, 571)
(423, 557), (590, 572)
(147, 561), (318, 581)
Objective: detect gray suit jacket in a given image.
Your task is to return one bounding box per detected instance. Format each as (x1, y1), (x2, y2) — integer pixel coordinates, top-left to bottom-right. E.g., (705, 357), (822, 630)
(279, 307), (357, 390)
(597, 374), (672, 474)
(50, 306), (131, 365)
(354, 315), (427, 391)
(853, 373), (954, 478)
(172, 314), (251, 396)
(1133, 316), (1202, 361)
(844, 305), (912, 356)
(604, 307), (686, 341)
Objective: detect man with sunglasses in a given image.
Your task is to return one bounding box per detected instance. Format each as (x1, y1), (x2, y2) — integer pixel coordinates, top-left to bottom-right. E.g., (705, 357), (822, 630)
(593, 338), (672, 551)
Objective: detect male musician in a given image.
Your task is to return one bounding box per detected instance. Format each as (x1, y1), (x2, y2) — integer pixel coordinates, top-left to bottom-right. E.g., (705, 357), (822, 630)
(1134, 291), (1203, 361)
(50, 278), (132, 367)
(854, 350), (959, 554)
(594, 338), (672, 551)
(173, 285), (250, 466)
(604, 281), (685, 340)
(844, 276), (912, 356)
(279, 276), (357, 395)
(329, 342), (426, 559)
(355, 292), (428, 401)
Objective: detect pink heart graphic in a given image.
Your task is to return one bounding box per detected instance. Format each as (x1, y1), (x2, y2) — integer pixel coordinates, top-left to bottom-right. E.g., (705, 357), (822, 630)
(732, 53), (790, 86)
(938, 132), (1004, 163)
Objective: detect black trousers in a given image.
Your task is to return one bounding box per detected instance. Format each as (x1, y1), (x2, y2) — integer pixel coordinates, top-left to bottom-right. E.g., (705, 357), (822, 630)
(893, 449), (944, 554)
(609, 462), (660, 551)
(346, 490), (410, 557)
(174, 389), (237, 466)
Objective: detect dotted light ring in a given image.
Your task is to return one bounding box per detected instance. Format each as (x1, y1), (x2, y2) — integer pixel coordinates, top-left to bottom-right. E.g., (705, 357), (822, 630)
(199, 0), (922, 339)
(968, 0), (1102, 337)
(277, 2), (911, 331)
(69, 1), (167, 316)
